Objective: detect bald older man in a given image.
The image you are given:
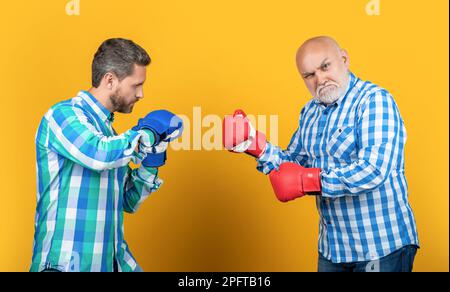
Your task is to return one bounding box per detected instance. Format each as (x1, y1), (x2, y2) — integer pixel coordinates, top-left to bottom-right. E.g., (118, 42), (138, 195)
(223, 36), (419, 272)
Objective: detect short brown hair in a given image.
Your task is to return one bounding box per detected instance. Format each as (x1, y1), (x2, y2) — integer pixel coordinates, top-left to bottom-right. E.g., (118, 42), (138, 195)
(92, 38), (151, 87)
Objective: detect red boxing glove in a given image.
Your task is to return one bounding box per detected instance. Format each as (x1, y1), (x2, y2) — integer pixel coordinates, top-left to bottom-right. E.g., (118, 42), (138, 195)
(269, 162), (322, 202)
(222, 109), (267, 158)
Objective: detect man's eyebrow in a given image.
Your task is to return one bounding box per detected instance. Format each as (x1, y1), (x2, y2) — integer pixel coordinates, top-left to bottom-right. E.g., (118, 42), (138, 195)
(318, 58), (330, 69)
(302, 58), (330, 76)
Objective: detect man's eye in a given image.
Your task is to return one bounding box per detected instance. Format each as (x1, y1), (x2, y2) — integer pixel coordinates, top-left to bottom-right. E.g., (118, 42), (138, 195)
(322, 63), (330, 70)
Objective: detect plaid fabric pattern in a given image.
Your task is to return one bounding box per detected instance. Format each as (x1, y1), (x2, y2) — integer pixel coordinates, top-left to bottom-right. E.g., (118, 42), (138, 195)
(257, 73), (419, 263)
(31, 91), (162, 272)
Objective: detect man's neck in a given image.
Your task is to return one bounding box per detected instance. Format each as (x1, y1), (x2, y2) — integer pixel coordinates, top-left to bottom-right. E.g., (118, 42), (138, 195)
(88, 87), (114, 113)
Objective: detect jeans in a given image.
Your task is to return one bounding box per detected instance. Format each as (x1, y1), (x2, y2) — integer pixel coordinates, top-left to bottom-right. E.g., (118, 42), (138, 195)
(318, 245), (418, 272)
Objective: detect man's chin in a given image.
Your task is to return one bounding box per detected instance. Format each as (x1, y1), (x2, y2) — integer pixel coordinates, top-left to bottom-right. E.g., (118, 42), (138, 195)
(318, 85), (337, 95)
(317, 93), (340, 105)
(317, 87), (346, 105)
(118, 106), (134, 114)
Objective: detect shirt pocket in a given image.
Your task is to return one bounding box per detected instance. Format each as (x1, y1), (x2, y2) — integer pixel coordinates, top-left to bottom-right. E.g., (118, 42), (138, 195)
(325, 127), (356, 161)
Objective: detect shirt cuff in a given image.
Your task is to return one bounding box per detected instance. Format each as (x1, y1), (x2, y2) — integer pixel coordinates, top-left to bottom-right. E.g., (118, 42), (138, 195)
(256, 142), (273, 163)
(136, 165), (163, 189)
(320, 171), (346, 198)
(126, 130), (156, 164)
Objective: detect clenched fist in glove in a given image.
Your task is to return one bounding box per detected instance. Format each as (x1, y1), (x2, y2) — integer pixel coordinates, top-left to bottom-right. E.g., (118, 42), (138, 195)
(269, 162), (322, 202)
(133, 110), (183, 167)
(222, 109), (267, 158)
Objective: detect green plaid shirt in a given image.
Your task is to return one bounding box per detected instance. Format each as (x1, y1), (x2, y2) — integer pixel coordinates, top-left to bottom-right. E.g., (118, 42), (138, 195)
(31, 90), (162, 272)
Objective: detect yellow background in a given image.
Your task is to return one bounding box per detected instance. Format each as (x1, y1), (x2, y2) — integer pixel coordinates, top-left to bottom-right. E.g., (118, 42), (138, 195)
(0, 0), (448, 272)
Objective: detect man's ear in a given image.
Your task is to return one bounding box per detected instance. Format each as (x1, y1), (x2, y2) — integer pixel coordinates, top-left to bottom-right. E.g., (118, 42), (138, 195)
(103, 72), (118, 91)
(341, 49), (350, 68)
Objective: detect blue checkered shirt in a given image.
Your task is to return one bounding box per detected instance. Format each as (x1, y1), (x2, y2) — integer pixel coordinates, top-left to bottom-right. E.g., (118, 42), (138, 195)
(257, 72), (419, 263)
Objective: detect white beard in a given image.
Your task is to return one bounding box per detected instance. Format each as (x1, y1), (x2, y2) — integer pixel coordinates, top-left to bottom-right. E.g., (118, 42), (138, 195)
(316, 84), (346, 105)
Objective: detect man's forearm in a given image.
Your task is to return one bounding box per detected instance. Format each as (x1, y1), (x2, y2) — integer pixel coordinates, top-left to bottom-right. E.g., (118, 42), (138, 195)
(123, 166), (163, 214)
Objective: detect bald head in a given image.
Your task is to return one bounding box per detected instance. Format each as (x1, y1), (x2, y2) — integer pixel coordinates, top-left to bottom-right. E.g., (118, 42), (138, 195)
(295, 36), (350, 105)
(297, 36), (342, 63)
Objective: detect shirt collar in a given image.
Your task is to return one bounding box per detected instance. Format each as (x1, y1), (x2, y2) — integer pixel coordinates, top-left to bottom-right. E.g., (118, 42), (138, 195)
(79, 90), (115, 123)
(313, 72), (357, 107)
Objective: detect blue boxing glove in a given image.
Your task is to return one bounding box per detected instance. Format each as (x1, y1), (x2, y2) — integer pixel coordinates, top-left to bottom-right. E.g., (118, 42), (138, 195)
(133, 110), (184, 144)
(133, 110), (183, 167)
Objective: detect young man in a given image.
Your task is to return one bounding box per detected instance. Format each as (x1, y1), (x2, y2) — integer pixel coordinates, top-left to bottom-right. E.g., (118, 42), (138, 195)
(31, 38), (183, 272)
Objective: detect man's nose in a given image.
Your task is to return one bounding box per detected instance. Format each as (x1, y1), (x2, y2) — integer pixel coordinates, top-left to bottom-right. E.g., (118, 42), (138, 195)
(136, 89), (144, 100)
(316, 71), (328, 86)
